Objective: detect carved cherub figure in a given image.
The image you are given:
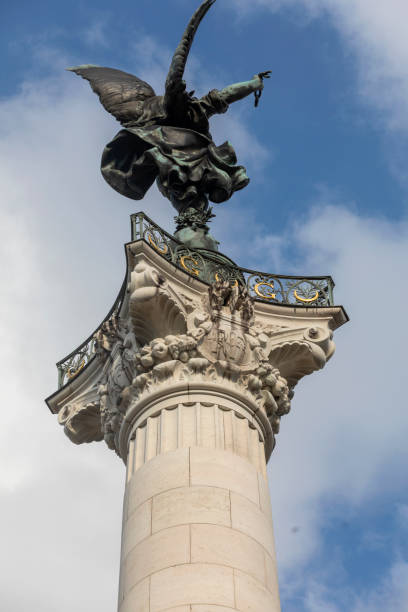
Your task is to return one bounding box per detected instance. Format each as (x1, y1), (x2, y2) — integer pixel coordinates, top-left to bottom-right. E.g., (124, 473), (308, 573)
(68, 0), (270, 235)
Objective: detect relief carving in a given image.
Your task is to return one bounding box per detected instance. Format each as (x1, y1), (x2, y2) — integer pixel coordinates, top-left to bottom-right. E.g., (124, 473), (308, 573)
(208, 280), (254, 322)
(129, 261), (165, 303)
(94, 312), (120, 356)
(58, 400), (103, 444)
(55, 270), (337, 455)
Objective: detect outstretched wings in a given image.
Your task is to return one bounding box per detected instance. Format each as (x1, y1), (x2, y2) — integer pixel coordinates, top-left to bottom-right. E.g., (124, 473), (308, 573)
(69, 2), (217, 122)
(67, 65), (156, 126)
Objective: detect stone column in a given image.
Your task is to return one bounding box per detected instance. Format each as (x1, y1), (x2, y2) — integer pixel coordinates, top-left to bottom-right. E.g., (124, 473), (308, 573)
(118, 386), (279, 612)
(47, 239), (347, 612)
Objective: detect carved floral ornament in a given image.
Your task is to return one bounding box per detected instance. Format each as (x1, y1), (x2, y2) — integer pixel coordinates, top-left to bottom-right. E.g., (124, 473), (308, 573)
(54, 259), (337, 457)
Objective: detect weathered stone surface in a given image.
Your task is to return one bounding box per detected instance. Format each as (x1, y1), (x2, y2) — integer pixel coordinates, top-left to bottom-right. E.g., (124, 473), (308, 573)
(234, 569), (281, 611)
(121, 498), (151, 558)
(190, 446), (260, 505)
(47, 240), (346, 612)
(123, 525), (190, 594)
(150, 564), (235, 611)
(191, 523), (266, 584)
(126, 447), (189, 514)
(118, 577), (149, 612)
(192, 607), (238, 612)
(152, 486), (231, 532)
(49, 243), (344, 458)
(230, 491), (276, 557)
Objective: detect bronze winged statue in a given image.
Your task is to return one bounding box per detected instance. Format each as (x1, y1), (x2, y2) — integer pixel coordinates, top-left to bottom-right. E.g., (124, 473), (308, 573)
(68, 0), (270, 249)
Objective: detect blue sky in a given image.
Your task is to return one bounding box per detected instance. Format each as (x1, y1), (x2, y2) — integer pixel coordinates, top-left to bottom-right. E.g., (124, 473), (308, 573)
(1, 1), (408, 611)
(3, 0), (407, 232)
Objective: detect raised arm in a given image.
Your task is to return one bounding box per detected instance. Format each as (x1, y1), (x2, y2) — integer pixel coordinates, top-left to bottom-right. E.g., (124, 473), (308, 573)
(165, 0), (216, 110)
(219, 71), (271, 105)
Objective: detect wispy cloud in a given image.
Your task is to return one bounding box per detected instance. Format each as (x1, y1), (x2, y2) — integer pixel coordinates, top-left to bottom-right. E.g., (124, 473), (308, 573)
(0, 39), (272, 610)
(228, 0), (408, 135)
(353, 561), (408, 612)
(0, 55), (171, 611)
(3, 22), (408, 612)
(83, 17), (110, 47)
(250, 197), (408, 607)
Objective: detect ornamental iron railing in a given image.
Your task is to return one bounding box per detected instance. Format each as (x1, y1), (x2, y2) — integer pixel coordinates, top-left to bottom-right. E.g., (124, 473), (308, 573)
(131, 212), (335, 308)
(56, 277), (126, 389)
(55, 212), (335, 389)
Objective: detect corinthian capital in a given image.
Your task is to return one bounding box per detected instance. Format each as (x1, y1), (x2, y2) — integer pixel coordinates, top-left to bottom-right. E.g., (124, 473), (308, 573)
(47, 235), (347, 460)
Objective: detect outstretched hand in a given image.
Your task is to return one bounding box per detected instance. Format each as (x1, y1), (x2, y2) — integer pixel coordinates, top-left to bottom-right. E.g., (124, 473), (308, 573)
(254, 71), (271, 107)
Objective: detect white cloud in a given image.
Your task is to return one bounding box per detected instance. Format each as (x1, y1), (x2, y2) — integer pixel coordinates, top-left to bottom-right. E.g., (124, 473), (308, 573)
(283, 557), (408, 611)
(228, 0), (408, 139)
(0, 54), (176, 612)
(244, 195), (408, 610)
(0, 75), (126, 612)
(2, 24), (407, 612)
(304, 581), (342, 612)
(353, 561), (408, 612)
(0, 38), (269, 610)
(294, 559), (408, 612)
(267, 202), (408, 565)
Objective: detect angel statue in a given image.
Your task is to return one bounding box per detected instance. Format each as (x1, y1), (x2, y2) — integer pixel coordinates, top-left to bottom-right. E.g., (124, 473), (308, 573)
(68, 0), (270, 250)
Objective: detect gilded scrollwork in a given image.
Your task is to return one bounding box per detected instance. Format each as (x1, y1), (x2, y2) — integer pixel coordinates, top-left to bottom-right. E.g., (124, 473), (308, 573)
(179, 254), (201, 276)
(66, 358), (86, 379)
(254, 280), (276, 300)
(131, 214), (336, 307)
(146, 230), (169, 255)
(288, 279), (329, 306)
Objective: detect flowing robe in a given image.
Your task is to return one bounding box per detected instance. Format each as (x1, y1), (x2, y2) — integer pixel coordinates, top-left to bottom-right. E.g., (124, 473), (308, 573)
(101, 89), (249, 211)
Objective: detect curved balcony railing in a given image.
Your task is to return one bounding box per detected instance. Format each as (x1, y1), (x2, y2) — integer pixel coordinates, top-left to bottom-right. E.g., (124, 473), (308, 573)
(131, 212), (335, 308)
(56, 277), (126, 389)
(55, 212), (335, 389)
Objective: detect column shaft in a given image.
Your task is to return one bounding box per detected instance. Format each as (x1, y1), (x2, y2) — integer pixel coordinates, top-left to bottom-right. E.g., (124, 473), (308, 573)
(118, 398), (280, 612)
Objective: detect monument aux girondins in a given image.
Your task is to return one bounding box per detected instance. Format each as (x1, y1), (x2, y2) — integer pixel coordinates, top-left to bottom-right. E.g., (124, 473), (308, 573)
(46, 1), (348, 610)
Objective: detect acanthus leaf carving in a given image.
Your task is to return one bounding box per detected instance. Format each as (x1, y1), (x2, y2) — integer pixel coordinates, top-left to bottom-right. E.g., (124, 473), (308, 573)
(114, 281), (296, 438)
(55, 269), (339, 456)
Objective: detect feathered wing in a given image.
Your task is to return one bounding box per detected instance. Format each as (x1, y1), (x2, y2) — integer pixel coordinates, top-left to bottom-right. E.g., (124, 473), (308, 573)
(165, 0), (216, 97)
(67, 65), (156, 125)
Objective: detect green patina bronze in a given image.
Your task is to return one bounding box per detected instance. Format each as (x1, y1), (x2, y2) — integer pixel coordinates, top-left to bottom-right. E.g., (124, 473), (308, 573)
(67, 0), (271, 250)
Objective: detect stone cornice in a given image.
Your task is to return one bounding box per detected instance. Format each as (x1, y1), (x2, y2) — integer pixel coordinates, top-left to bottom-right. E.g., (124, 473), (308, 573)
(46, 239), (347, 461)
